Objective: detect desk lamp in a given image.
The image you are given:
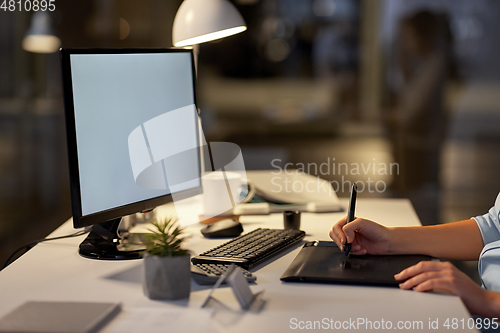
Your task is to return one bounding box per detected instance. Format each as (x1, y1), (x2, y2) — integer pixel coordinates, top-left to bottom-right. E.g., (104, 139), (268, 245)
(22, 12), (61, 53)
(172, 0), (247, 47)
(172, 0), (247, 221)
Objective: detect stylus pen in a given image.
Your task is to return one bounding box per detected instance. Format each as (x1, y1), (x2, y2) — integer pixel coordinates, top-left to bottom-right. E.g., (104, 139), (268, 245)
(344, 183), (357, 257)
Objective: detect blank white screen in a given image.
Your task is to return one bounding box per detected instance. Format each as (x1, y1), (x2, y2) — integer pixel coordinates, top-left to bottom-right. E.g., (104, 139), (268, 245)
(69, 52), (200, 216)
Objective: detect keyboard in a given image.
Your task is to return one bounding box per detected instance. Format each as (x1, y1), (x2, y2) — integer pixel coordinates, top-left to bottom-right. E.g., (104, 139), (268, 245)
(191, 228), (306, 270)
(191, 263), (256, 285)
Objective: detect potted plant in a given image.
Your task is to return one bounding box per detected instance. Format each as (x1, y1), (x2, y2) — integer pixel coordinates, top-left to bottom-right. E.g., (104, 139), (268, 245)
(142, 218), (191, 300)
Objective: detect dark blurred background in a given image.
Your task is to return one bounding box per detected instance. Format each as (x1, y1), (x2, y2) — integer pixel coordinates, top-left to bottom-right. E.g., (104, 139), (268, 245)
(1, 0), (500, 271)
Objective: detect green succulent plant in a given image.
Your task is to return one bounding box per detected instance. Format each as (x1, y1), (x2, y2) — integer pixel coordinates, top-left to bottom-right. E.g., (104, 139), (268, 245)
(144, 218), (189, 257)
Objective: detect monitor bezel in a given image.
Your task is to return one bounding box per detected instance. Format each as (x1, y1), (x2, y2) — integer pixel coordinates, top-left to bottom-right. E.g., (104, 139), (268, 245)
(60, 48), (202, 229)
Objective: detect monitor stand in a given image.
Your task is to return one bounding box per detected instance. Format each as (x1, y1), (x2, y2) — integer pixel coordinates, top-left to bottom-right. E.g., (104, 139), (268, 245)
(78, 218), (146, 260)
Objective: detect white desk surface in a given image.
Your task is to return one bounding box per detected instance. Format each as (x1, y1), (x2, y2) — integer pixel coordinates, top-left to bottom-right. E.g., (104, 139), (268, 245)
(0, 198), (477, 332)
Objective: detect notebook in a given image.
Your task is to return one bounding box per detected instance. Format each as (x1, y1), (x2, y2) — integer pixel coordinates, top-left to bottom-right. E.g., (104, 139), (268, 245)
(0, 301), (121, 333)
(280, 241), (433, 287)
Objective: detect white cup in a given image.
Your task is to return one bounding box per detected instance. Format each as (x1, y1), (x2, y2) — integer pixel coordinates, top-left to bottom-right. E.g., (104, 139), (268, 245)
(201, 171), (254, 217)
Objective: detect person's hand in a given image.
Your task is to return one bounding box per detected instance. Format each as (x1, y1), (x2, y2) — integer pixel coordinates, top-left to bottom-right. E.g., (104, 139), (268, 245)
(396, 261), (490, 316)
(329, 217), (392, 255)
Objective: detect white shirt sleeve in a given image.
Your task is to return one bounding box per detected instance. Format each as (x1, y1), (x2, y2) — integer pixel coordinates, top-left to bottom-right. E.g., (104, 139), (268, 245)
(473, 193), (500, 246)
(474, 192), (500, 291)
(478, 240), (500, 291)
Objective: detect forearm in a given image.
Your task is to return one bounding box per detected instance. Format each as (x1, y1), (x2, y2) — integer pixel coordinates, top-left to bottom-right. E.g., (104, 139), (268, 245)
(474, 291), (500, 319)
(388, 219), (484, 260)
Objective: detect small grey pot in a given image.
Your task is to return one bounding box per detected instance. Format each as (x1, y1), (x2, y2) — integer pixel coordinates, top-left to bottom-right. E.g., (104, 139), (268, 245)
(143, 254), (191, 300)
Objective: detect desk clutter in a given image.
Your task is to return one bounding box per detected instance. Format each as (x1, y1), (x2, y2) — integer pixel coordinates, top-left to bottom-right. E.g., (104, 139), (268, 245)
(0, 197), (475, 333)
(201, 265), (265, 311)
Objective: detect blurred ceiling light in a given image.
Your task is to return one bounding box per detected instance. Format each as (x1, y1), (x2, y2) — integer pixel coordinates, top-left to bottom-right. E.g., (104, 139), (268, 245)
(172, 0), (247, 47)
(265, 39), (290, 62)
(22, 12), (61, 53)
(313, 0), (336, 17)
(119, 18), (131, 40)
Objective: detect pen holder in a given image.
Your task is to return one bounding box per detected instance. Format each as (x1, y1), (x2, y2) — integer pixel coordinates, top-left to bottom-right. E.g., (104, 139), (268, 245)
(283, 211), (301, 230)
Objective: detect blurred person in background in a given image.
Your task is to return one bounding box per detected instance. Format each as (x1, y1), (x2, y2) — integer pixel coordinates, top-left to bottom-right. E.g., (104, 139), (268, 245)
(384, 10), (456, 225)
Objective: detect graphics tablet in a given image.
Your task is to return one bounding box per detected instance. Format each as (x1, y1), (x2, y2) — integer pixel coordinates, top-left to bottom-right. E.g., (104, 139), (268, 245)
(280, 241), (433, 287)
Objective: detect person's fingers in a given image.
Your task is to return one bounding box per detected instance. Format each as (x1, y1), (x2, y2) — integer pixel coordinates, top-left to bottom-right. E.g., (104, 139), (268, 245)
(412, 278), (459, 295)
(328, 230), (343, 251)
(348, 245), (367, 256)
(394, 261), (447, 281)
(335, 217), (348, 235)
(341, 217), (363, 244)
(398, 271), (445, 290)
(330, 217), (348, 249)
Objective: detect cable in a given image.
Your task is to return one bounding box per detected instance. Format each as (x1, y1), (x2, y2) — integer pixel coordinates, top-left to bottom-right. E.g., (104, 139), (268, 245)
(2, 228), (91, 270)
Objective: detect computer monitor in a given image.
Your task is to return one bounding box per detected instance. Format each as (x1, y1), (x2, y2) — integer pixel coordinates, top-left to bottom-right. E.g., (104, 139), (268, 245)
(60, 48), (202, 260)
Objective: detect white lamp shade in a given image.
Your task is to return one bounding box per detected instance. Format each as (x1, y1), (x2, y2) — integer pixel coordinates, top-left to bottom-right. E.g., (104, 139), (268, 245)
(172, 0), (247, 47)
(22, 12), (61, 53)
(22, 35), (61, 53)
